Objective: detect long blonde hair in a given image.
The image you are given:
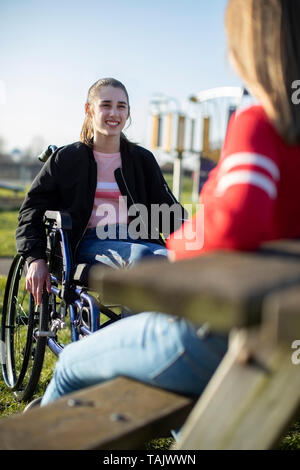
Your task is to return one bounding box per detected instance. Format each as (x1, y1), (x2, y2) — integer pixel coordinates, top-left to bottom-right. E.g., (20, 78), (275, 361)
(225, 0), (300, 144)
(80, 78), (131, 147)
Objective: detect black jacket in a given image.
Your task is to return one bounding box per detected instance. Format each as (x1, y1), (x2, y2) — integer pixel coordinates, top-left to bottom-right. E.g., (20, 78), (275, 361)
(16, 139), (186, 264)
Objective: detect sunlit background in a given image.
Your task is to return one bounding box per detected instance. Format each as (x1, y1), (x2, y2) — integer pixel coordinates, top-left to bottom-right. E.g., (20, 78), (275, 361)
(0, 0), (242, 160)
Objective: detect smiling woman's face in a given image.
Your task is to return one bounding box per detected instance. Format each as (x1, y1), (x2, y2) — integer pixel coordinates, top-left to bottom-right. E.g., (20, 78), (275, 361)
(90, 85), (129, 139)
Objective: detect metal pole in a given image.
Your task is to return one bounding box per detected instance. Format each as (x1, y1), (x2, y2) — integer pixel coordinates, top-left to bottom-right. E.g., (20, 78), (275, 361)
(173, 114), (185, 201)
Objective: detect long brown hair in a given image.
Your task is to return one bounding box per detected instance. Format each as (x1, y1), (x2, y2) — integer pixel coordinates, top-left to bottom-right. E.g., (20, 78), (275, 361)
(225, 0), (300, 144)
(80, 78), (131, 147)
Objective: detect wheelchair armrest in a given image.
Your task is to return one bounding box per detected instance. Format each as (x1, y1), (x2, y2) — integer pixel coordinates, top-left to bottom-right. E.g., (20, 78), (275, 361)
(44, 211), (72, 230)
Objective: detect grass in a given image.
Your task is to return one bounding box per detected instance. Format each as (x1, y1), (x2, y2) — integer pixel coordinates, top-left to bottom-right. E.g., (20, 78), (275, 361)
(0, 275), (26, 416)
(0, 210), (18, 257)
(165, 173), (196, 216)
(0, 187), (27, 199)
(0, 177), (299, 449)
(0, 274), (59, 417)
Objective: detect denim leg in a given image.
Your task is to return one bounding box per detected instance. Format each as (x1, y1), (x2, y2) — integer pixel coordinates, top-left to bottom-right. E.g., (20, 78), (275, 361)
(41, 312), (228, 405)
(126, 242), (168, 267)
(76, 229), (128, 268)
(76, 227), (168, 268)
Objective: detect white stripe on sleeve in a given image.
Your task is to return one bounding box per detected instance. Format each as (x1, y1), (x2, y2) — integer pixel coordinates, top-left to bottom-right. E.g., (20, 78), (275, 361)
(220, 152), (280, 181)
(216, 170), (278, 199)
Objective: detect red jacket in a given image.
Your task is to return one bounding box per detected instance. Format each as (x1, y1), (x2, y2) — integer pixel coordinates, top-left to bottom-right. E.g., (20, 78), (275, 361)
(167, 105), (300, 260)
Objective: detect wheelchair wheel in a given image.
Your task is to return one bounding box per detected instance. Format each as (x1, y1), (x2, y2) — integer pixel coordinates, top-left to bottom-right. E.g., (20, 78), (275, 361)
(1, 255), (49, 402)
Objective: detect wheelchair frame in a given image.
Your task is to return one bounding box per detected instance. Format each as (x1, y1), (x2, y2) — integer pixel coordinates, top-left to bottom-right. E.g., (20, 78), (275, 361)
(1, 209), (121, 402)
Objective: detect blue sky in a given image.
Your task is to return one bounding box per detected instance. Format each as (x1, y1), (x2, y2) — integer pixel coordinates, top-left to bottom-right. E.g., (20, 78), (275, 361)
(0, 0), (242, 154)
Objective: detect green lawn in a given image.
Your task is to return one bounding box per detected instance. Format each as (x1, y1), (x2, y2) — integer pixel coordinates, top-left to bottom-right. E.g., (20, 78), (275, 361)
(0, 210), (18, 257)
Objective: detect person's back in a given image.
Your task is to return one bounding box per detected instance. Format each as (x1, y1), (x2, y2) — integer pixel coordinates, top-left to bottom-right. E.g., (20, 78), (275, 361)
(168, 0), (300, 259)
(217, 104), (300, 241)
(269, 113), (300, 240)
(168, 104), (300, 259)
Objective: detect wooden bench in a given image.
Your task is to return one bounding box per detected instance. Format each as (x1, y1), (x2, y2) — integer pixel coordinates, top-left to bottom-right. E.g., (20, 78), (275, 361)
(0, 239), (299, 450)
(0, 377), (193, 450)
(90, 239), (300, 450)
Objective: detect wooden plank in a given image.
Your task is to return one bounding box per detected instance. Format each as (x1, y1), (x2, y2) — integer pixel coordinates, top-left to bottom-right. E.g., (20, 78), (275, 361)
(260, 238), (300, 258)
(174, 327), (300, 450)
(0, 377), (193, 450)
(90, 245), (300, 332)
(262, 285), (300, 343)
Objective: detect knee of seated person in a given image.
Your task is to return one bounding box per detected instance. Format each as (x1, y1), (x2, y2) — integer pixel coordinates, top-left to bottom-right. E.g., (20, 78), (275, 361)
(55, 342), (77, 371)
(54, 351), (68, 376)
(135, 244), (167, 260)
(54, 346), (80, 386)
(127, 246), (151, 265)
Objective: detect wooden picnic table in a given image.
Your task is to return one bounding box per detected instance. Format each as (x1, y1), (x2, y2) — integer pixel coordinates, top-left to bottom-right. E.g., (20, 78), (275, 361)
(0, 239), (299, 450)
(90, 239), (300, 339)
(89, 239), (300, 449)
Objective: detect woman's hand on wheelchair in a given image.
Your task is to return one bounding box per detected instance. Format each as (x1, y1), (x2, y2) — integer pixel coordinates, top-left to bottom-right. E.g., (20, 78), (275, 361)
(26, 259), (51, 305)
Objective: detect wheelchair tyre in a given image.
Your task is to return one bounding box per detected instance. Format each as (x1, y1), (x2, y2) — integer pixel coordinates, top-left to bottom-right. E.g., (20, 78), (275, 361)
(1, 255), (49, 402)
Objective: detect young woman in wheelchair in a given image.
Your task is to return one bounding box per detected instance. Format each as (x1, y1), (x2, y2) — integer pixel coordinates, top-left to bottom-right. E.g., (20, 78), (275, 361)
(38, 0), (300, 407)
(15, 78), (186, 306)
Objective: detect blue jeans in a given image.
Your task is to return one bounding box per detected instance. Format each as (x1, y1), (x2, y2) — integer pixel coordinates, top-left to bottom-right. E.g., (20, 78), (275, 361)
(76, 225), (168, 268)
(41, 312), (228, 405)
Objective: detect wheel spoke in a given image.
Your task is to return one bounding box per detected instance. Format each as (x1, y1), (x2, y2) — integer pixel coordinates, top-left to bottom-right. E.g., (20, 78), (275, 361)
(1, 255), (47, 401)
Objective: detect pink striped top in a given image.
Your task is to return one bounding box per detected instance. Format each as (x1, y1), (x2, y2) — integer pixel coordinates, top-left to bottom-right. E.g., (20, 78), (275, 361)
(87, 151), (128, 228)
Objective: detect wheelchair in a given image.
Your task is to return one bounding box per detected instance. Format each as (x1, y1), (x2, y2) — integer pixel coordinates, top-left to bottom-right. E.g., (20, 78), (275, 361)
(1, 147), (123, 402)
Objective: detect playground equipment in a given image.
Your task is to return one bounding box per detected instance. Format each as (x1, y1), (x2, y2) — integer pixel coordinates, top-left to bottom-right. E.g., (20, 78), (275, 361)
(149, 87), (248, 201)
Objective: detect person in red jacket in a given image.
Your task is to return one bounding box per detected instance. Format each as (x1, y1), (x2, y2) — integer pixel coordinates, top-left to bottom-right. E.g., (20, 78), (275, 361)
(38, 0), (300, 407)
(168, 0), (300, 258)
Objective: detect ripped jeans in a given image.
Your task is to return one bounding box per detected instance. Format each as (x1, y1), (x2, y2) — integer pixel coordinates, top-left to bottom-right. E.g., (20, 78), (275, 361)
(76, 225), (168, 268)
(41, 312), (228, 405)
